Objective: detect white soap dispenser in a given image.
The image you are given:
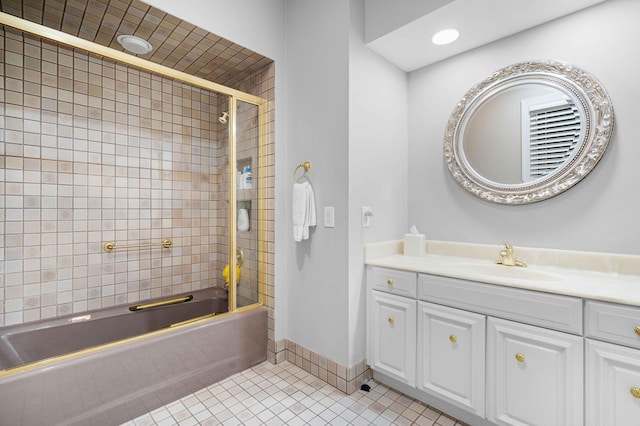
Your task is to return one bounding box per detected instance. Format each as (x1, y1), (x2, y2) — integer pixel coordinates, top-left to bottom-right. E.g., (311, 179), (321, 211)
(237, 202), (250, 232)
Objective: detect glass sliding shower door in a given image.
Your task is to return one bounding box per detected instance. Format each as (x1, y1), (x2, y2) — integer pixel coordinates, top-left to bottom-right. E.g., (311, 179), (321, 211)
(230, 99), (262, 309)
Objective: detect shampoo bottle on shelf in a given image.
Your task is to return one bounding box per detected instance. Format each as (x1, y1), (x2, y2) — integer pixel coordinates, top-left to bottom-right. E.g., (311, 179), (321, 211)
(243, 166), (253, 189)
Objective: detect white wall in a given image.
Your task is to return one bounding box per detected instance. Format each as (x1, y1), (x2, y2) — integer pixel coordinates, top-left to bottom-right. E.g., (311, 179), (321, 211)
(364, 0), (452, 43)
(283, 0), (409, 367)
(141, 0), (285, 61)
(283, 0), (351, 363)
(348, 0), (408, 365)
(139, 0), (640, 370)
(408, 0), (640, 255)
(144, 0), (375, 367)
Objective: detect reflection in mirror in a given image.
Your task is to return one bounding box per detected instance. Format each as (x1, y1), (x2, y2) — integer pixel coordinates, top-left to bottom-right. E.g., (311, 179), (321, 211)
(462, 83), (584, 185)
(444, 60), (614, 204)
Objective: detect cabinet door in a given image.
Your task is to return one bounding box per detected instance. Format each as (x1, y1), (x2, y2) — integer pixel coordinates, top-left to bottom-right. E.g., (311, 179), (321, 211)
(417, 301), (485, 417)
(586, 339), (640, 426)
(487, 317), (583, 426)
(371, 290), (416, 386)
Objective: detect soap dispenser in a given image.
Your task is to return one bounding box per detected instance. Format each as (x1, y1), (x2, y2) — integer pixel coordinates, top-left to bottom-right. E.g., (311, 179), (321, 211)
(237, 202), (250, 232)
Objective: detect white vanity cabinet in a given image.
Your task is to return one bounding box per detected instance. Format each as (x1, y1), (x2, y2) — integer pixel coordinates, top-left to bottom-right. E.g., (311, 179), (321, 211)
(367, 267), (417, 386)
(585, 301), (640, 425)
(420, 273), (584, 426)
(365, 241), (640, 426)
(417, 301), (486, 417)
(487, 317), (584, 426)
(366, 266), (587, 426)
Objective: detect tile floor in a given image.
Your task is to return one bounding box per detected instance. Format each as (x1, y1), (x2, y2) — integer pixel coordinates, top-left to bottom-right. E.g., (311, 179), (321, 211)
(121, 361), (468, 426)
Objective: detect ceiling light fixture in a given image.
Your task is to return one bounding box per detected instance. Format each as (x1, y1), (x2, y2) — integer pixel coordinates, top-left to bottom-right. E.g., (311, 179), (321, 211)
(432, 29), (459, 45)
(117, 35), (153, 54)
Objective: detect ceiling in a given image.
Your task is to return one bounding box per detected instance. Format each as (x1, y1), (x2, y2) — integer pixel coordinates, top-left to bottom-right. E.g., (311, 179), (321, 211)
(0, 0), (272, 89)
(365, 0), (609, 72)
(0, 0), (609, 82)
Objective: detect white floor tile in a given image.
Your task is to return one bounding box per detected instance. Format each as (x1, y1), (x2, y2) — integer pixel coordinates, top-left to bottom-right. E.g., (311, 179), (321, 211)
(122, 361), (468, 425)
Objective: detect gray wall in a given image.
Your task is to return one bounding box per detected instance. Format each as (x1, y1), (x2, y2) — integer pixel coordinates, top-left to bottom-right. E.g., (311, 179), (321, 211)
(408, 0), (640, 255)
(283, 0), (351, 363)
(142, 0), (640, 370)
(348, 0), (408, 366)
(284, 0), (408, 366)
(364, 0), (452, 43)
(144, 0), (409, 367)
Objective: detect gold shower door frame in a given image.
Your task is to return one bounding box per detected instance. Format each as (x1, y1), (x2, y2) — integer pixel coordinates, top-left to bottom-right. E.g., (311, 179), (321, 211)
(0, 12), (267, 314)
(228, 99), (267, 311)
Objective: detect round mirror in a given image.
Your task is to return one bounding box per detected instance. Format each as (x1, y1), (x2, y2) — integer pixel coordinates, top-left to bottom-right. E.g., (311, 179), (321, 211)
(444, 60), (614, 204)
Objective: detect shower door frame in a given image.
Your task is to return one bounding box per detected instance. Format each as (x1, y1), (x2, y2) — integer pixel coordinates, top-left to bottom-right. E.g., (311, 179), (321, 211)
(0, 12), (267, 314)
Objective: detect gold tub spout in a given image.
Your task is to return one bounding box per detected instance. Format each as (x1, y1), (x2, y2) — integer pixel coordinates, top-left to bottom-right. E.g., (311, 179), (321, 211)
(495, 240), (527, 267)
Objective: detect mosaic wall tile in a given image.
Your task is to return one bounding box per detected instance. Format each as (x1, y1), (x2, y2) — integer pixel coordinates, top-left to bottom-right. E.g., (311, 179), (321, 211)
(0, 28), (275, 328)
(0, 0), (272, 89)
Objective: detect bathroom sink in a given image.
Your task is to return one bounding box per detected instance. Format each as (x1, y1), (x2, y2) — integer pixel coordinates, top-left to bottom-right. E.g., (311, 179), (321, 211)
(457, 263), (562, 282)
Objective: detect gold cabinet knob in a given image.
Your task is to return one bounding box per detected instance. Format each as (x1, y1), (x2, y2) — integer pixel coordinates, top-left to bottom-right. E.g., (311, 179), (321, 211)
(515, 353), (526, 363)
(631, 387), (640, 399)
(388, 317), (395, 324)
(387, 279), (394, 286)
(449, 334), (457, 343)
(635, 326), (640, 337)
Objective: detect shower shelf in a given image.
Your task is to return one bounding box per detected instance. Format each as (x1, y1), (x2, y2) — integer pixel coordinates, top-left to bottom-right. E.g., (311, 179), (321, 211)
(236, 189), (257, 201)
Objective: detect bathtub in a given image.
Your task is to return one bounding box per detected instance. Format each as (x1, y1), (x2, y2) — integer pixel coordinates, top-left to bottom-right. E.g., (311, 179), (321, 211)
(0, 288), (267, 425)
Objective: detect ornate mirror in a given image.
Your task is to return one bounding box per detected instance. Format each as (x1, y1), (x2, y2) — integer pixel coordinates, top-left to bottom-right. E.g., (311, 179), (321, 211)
(444, 60), (614, 204)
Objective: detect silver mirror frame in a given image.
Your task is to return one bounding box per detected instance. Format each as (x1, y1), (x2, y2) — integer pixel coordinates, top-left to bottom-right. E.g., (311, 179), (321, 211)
(443, 60), (614, 204)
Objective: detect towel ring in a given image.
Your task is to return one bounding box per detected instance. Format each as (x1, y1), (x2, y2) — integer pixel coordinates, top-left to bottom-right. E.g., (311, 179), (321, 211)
(293, 161), (311, 183)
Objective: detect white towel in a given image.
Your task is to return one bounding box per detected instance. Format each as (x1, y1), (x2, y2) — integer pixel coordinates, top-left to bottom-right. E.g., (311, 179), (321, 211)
(293, 181), (316, 242)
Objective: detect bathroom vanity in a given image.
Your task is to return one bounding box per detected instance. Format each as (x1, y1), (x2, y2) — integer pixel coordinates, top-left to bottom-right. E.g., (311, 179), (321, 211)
(365, 240), (640, 426)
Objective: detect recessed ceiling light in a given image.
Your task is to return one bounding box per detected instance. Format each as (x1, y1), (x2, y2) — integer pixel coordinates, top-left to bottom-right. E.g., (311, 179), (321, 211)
(432, 29), (459, 45)
(117, 35), (153, 55)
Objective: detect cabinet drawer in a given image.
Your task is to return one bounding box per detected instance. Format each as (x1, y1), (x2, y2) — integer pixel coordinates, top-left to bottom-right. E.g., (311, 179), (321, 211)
(369, 267), (417, 298)
(586, 301), (640, 349)
(419, 273), (583, 334)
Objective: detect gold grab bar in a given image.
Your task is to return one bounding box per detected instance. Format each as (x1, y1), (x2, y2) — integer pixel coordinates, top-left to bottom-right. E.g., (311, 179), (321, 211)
(128, 295), (193, 311)
(168, 313), (217, 328)
(293, 161), (311, 183)
(103, 239), (172, 252)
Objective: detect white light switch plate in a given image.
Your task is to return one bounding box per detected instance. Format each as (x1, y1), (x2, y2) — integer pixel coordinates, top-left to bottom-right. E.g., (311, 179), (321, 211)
(324, 206), (335, 228)
(361, 206), (372, 227)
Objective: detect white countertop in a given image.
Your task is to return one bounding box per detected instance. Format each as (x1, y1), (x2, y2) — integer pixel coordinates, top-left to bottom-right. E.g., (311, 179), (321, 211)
(365, 240), (640, 307)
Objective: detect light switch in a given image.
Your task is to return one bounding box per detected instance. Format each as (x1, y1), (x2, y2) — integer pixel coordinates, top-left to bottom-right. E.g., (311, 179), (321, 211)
(361, 206), (373, 227)
(324, 206), (335, 228)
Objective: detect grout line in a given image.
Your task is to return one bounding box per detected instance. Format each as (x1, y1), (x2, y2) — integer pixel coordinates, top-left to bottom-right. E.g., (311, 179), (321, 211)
(121, 360), (470, 426)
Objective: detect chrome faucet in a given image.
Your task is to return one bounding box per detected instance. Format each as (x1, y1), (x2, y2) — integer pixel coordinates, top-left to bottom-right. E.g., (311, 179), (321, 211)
(496, 240), (527, 267)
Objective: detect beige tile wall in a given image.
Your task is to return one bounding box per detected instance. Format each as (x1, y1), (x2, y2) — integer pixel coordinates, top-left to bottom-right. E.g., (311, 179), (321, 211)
(0, 0), (273, 89)
(0, 20), (369, 401)
(281, 339), (373, 395)
(0, 28), (241, 326)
